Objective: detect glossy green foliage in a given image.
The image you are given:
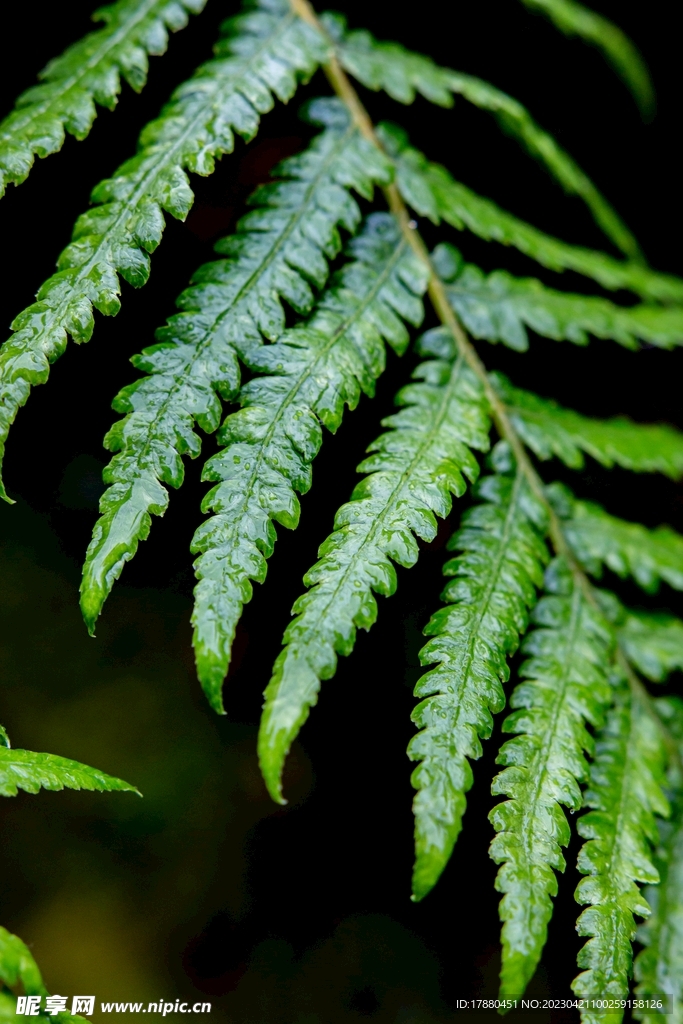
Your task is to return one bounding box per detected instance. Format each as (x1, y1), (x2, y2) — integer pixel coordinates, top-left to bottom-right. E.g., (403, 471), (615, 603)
(553, 488), (683, 593)
(427, 243), (683, 352)
(0, 726), (138, 798)
(259, 355), (491, 801)
(0, 924), (45, 996)
(494, 375), (683, 476)
(192, 213), (429, 710)
(0, 0), (327, 500)
(635, 698), (683, 1024)
(409, 456), (549, 902)
(619, 612), (683, 683)
(328, 17), (638, 257)
(79, 99), (390, 641)
(0, 0), (206, 198)
(0, 924), (82, 1022)
(489, 558), (613, 1000)
(378, 124), (683, 304)
(520, 0), (654, 118)
(573, 683), (669, 1021)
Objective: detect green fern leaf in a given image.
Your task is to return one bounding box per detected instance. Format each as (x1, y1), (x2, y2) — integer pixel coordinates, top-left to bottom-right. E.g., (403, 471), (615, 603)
(377, 124), (683, 304)
(551, 488), (683, 593)
(425, 244), (683, 352)
(489, 557), (613, 1000)
(520, 0), (654, 119)
(0, 0), (327, 501)
(619, 612), (683, 683)
(0, 746), (139, 798)
(79, 98), (391, 638)
(572, 683), (669, 1021)
(493, 374), (683, 477)
(327, 19), (639, 257)
(191, 212), (428, 710)
(0, 924), (45, 996)
(409, 451), (549, 902)
(634, 697), (683, 1024)
(258, 353), (491, 801)
(0, 0), (207, 197)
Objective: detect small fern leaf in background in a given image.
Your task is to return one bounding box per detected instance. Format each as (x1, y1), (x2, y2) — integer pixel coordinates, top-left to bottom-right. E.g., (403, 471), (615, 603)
(330, 21), (640, 258)
(573, 683), (669, 1020)
(0, 748), (139, 798)
(0, 924), (45, 997)
(489, 557), (613, 999)
(0, 0), (207, 198)
(494, 375), (683, 476)
(520, 0), (655, 119)
(79, 98), (390, 640)
(378, 124), (683, 304)
(192, 212), (428, 710)
(635, 697), (683, 1024)
(551, 488), (683, 593)
(409, 447), (549, 902)
(0, 0), (327, 501)
(430, 246), (683, 353)
(618, 612), (683, 684)
(258, 353), (491, 802)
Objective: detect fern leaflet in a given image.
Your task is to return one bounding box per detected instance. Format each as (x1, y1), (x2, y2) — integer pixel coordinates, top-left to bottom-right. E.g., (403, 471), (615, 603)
(326, 18), (640, 257)
(258, 353), (491, 801)
(489, 557), (613, 1000)
(519, 0), (654, 118)
(551, 487), (683, 593)
(0, 723), (138, 798)
(619, 612), (683, 683)
(409, 452), (549, 902)
(191, 212), (428, 710)
(573, 682), (669, 1021)
(425, 244), (683, 353)
(378, 124), (683, 304)
(635, 697), (683, 1024)
(0, 923), (84, 1022)
(493, 374), (683, 477)
(0, 0), (327, 500)
(0, 0), (206, 198)
(79, 98), (391, 639)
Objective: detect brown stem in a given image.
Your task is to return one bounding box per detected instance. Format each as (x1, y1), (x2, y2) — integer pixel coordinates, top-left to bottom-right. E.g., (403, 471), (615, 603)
(290, 0), (680, 768)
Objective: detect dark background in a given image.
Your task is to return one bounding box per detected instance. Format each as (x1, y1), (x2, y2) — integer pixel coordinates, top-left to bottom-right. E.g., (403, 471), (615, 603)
(0, 1), (681, 1021)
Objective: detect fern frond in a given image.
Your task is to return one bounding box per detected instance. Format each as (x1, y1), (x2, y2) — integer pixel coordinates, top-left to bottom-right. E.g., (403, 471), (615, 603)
(519, 0), (654, 119)
(409, 450), (549, 902)
(377, 124), (683, 304)
(191, 212), (428, 710)
(551, 488), (683, 593)
(0, 0), (207, 197)
(0, 0), (327, 500)
(258, 354), (491, 801)
(79, 98), (391, 639)
(0, 924), (45, 996)
(619, 613), (683, 684)
(492, 375), (683, 476)
(635, 697), (683, 1024)
(0, 747), (139, 798)
(572, 683), (669, 1022)
(326, 20), (639, 257)
(427, 243), (683, 352)
(489, 557), (613, 1000)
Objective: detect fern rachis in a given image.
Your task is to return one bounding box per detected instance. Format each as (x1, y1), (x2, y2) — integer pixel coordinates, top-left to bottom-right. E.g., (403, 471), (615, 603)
(1, 0), (682, 1010)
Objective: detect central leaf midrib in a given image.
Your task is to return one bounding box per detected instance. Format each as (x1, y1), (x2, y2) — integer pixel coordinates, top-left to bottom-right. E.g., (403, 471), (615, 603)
(1, 0), (165, 141)
(115, 122), (357, 489)
(20, 12), (297, 359)
(293, 356), (471, 646)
